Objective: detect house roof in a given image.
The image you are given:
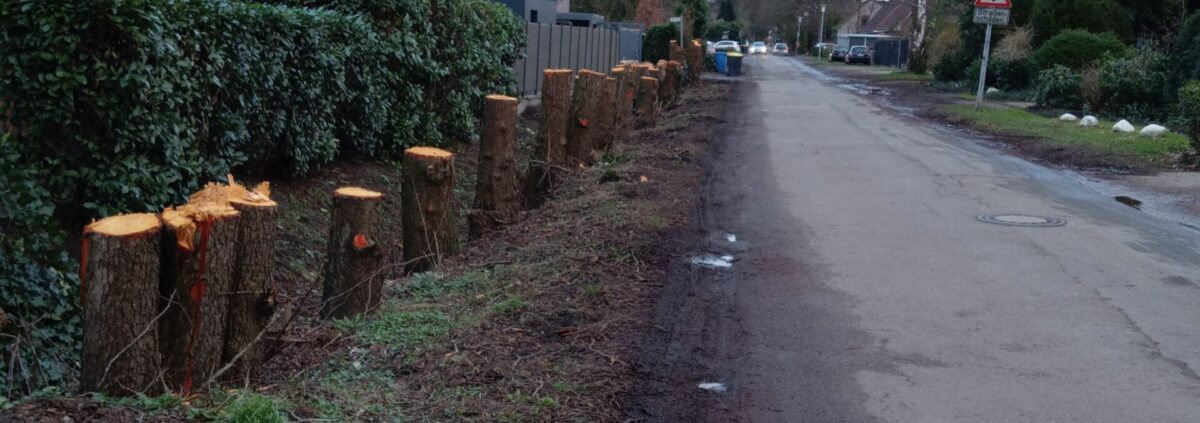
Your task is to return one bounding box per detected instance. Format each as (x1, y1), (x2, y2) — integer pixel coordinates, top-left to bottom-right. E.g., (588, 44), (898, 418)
(862, 1), (911, 34)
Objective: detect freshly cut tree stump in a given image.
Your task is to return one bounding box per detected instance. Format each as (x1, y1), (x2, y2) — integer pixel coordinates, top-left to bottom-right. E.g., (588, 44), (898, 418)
(159, 203), (240, 394)
(566, 69), (608, 166)
(669, 40), (682, 62)
(469, 95), (520, 239)
(522, 69), (574, 209)
(217, 181), (278, 383)
(403, 147), (460, 273)
(594, 77), (618, 151)
(321, 187), (385, 319)
(635, 76), (660, 127)
(688, 40), (704, 83)
(659, 61), (682, 106)
(80, 213), (162, 395)
(612, 67), (637, 143)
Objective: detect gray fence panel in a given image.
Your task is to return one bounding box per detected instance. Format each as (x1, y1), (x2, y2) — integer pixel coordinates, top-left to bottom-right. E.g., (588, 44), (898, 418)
(512, 23), (644, 96)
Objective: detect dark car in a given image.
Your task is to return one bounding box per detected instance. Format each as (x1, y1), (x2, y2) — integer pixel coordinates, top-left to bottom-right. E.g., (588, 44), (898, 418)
(829, 46), (849, 62)
(846, 46), (871, 65)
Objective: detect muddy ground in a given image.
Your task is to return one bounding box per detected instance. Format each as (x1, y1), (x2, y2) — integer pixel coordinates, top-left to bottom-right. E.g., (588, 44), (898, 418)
(2, 80), (735, 422)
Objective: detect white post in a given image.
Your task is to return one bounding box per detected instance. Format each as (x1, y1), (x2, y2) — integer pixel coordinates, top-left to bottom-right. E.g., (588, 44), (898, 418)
(974, 23), (993, 111)
(817, 4), (827, 58)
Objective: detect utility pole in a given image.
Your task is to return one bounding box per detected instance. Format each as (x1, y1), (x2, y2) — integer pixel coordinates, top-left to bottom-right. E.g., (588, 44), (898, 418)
(796, 14), (804, 54)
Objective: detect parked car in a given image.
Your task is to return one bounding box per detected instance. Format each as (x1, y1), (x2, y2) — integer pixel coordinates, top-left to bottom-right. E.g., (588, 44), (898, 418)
(750, 41), (768, 54)
(772, 43), (789, 55)
(713, 40), (741, 53)
(706, 41), (715, 54)
(829, 46), (849, 62)
(813, 42), (836, 57)
(846, 45), (871, 65)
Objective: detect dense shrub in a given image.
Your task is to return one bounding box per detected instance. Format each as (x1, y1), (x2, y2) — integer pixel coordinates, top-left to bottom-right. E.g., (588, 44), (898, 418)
(1095, 50), (1169, 122)
(1033, 65), (1083, 110)
(705, 19), (742, 42)
(1030, 0), (1133, 45)
(677, 0), (708, 39)
(643, 24), (680, 64)
(0, 0), (522, 396)
(969, 58), (1036, 91)
(1167, 12), (1200, 102)
(933, 50), (971, 82)
(1031, 30), (1131, 71)
(1178, 81), (1200, 153)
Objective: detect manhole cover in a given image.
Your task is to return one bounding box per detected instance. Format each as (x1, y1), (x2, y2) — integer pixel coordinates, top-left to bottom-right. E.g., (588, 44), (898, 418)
(976, 214), (1066, 228)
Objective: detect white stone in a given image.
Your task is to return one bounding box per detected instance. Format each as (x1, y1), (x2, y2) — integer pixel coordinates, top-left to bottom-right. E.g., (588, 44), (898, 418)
(1113, 119), (1135, 133)
(986, 87), (1001, 95)
(1059, 113), (1079, 122)
(1079, 116), (1099, 127)
(1140, 124), (1168, 138)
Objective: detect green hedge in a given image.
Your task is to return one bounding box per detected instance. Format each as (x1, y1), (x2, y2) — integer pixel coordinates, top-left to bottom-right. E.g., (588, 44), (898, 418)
(1178, 81), (1200, 153)
(1031, 30), (1130, 71)
(1033, 65), (1083, 110)
(643, 24), (679, 64)
(0, 0), (521, 397)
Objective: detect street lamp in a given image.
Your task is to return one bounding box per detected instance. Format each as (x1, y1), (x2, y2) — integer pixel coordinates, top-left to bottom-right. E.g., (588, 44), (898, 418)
(795, 14), (804, 54)
(817, 1), (827, 57)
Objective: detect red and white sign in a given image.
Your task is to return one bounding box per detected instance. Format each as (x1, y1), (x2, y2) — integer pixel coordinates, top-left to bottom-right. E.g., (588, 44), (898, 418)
(975, 0), (1012, 8)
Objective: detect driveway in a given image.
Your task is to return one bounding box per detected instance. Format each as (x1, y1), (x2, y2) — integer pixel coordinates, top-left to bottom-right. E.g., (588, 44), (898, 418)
(642, 54), (1200, 422)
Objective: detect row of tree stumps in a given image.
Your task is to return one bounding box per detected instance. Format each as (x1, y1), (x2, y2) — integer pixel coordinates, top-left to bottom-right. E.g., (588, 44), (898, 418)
(78, 42), (706, 397)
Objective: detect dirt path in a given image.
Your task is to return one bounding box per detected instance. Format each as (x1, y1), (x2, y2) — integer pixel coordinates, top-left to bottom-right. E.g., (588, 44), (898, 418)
(636, 55), (1200, 422)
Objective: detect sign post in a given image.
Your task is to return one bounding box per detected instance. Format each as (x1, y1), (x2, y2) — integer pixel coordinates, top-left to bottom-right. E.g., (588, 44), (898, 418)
(973, 0), (1012, 111)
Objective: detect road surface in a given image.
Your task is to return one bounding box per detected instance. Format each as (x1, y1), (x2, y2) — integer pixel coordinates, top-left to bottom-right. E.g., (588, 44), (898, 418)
(650, 55), (1200, 422)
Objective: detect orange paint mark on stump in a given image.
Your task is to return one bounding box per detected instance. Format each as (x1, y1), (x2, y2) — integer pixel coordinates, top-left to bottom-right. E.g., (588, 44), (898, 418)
(353, 234), (369, 250)
(579, 118), (590, 127)
(182, 217), (213, 396)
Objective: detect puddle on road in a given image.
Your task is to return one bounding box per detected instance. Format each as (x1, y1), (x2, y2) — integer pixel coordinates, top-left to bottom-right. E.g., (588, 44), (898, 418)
(837, 83), (890, 96)
(697, 382), (727, 392)
(1115, 196), (1143, 210)
(725, 233), (737, 243)
(690, 254), (735, 268)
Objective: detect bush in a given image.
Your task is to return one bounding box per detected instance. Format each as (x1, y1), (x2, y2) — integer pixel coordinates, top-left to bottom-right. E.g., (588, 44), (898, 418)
(1031, 30), (1131, 71)
(969, 57), (1036, 91)
(0, 0), (522, 396)
(705, 19), (741, 42)
(1034, 65), (1084, 110)
(1178, 81), (1200, 153)
(933, 50), (971, 82)
(1167, 12), (1200, 102)
(1095, 50), (1169, 122)
(1030, 0), (1133, 45)
(643, 24), (680, 64)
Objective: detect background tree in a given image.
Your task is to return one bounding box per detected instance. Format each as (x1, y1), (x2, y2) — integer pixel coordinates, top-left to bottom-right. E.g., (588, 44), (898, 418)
(1030, 0), (1133, 45)
(718, 0), (737, 21)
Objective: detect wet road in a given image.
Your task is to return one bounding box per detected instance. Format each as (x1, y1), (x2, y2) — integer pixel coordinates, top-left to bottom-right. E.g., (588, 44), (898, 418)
(692, 55), (1200, 422)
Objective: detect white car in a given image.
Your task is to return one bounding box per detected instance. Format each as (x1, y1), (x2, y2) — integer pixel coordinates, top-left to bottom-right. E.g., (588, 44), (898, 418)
(713, 40), (741, 53)
(750, 41), (768, 54)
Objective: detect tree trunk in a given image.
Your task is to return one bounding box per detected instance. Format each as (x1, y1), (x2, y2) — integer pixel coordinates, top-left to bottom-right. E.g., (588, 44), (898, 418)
(522, 69), (574, 209)
(669, 40), (682, 62)
(659, 61), (682, 107)
(565, 69), (608, 166)
(80, 213), (162, 395)
(611, 67), (637, 144)
(321, 187), (386, 319)
(159, 205), (240, 395)
(469, 94), (520, 239)
(635, 76), (660, 127)
(403, 147), (460, 273)
(688, 40), (704, 83)
(594, 76), (618, 151)
(221, 192), (278, 383)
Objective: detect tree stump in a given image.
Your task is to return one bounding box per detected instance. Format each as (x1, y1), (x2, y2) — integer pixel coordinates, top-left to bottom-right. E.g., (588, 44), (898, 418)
(80, 213), (162, 395)
(688, 40), (704, 83)
(321, 187), (385, 319)
(660, 61), (682, 107)
(522, 69), (574, 209)
(594, 76), (618, 151)
(566, 69), (608, 166)
(403, 147), (460, 273)
(612, 67), (638, 144)
(635, 76), (660, 127)
(159, 204), (240, 394)
(669, 40), (682, 62)
(469, 95), (520, 239)
(221, 185), (278, 383)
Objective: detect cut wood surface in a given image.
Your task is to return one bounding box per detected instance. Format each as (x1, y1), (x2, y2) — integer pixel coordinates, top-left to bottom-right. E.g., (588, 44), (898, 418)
(219, 181), (278, 383)
(159, 202), (240, 394)
(403, 147), (460, 273)
(80, 213), (162, 395)
(522, 69), (574, 208)
(566, 69), (608, 166)
(635, 76), (660, 127)
(469, 94), (520, 239)
(321, 186), (385, 319)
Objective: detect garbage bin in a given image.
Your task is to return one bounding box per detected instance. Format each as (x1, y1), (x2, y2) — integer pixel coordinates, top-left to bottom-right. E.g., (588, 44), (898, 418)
(714, 51), (728, 74)
(726, 52), (743, 76)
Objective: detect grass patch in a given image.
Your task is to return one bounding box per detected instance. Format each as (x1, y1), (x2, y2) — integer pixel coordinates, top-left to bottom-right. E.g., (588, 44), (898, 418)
(491, 297), (527, 315)
(877, 71), (932, 82)
(943, 105), (1190, 168)
(396, 268), (500, 302)
(334, 307), (457, 351)
(218, 392), (288, 423)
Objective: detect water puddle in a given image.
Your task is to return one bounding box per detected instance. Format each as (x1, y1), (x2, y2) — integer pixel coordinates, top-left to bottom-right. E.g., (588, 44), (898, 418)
(690, 254), (735, 268)
(837, 83), (890, 96)
(725, 233), (737, 243)
(697, 382), (727, 392)
(1114, 196), (1143, 210)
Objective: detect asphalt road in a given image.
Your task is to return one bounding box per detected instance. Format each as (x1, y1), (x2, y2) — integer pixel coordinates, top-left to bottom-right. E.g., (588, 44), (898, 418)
(687, 55), (1200, 422)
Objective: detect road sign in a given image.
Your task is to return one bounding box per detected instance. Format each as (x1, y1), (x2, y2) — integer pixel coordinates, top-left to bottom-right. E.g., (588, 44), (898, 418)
(973, 8), (1011, 26)
(975, 0), (1012, 8)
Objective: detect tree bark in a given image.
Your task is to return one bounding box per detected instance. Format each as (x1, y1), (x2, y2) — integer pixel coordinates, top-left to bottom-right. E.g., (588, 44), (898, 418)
(635, 76), (660, 127)
(659, 61), (682, 107)
(221, 194), (278, 383)
(321, 187), (385, 319)
(594, 76), (618, 151)
(403, 147), (460, 273)
(469, 95), (520, 239)
(565, 69), (608, 166)
(522, 69), (574, 209)
(80, 213), (162, 395)
(611, 67), (637, 145)
(688, 40), (704, 83)
(159, 205), (240, 395)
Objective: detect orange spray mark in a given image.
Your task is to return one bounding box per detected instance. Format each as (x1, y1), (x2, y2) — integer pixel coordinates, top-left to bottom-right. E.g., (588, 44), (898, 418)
(79, 237), (91, 300)
(579, 118), (590, 128)
(181, 217), (213, 395)
(353, 234), (369, 250)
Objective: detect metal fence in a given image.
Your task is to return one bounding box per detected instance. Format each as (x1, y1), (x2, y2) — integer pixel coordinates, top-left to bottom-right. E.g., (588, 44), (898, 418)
(512, 23), (643, 97)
